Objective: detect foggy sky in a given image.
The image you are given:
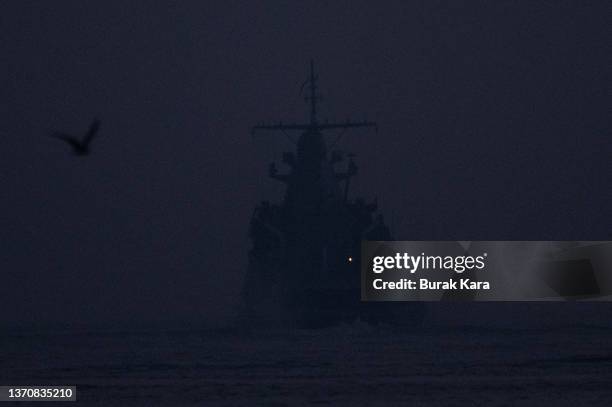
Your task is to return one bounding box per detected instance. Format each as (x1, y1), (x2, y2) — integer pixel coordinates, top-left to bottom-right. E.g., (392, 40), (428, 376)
(1, 1), (610, 328)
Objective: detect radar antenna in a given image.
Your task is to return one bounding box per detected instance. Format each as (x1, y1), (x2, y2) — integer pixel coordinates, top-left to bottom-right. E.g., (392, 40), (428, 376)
(251, 60), (377, 136)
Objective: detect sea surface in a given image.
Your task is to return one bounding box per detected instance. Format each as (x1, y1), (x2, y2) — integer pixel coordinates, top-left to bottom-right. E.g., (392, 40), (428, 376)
(2, 324), (612, 406)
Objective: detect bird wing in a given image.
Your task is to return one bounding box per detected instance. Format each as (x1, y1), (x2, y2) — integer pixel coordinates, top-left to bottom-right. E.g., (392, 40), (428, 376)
(83, 118), (100, 146)
(50, 132), (81, 149)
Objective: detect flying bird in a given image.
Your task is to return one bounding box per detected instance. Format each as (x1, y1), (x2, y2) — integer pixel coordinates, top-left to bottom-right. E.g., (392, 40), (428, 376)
(50, 118), (100, 156)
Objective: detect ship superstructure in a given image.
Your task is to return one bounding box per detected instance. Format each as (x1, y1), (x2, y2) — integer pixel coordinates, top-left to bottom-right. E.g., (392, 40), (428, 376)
(242, 61), (422, 327)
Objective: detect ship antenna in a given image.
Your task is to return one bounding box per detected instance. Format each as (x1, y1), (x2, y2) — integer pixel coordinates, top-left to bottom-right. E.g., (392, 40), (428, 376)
(306, 59), (320, 128)
(251, 61), (377, 136)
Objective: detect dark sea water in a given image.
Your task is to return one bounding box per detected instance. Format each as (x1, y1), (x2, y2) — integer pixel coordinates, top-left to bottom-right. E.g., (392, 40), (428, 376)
(3, 324), (612, 406)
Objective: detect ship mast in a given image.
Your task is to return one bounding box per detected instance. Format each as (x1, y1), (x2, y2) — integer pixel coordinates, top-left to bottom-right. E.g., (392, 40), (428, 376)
(251, 60), (377, 136)
(307, 59), (319, 127)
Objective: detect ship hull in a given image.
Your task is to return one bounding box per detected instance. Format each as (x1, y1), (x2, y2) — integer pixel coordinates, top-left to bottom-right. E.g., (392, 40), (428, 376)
(242, 285), (425, 329)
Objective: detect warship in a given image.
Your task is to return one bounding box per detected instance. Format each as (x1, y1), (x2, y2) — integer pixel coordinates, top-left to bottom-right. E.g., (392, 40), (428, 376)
(242, 61), (424, 328)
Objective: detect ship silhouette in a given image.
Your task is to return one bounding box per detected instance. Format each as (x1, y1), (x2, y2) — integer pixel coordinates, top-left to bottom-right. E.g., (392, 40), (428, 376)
(242, 61), (424, 328)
